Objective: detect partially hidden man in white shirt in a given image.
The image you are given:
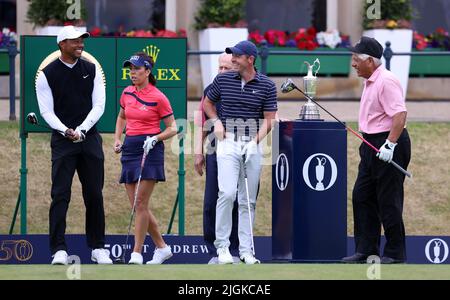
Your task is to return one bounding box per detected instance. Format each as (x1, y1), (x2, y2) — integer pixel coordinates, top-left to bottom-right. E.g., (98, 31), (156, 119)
(35, 25), (112, 265)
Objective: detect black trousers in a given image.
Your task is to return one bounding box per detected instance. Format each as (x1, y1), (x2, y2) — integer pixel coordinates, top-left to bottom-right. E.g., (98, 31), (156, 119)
(352, 129), (411, 260)
(49, 132), (105, 254)
(203, 153), (239, 257)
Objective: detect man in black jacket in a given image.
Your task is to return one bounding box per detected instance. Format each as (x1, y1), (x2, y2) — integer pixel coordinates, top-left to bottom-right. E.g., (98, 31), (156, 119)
(36, 26), (112, 265)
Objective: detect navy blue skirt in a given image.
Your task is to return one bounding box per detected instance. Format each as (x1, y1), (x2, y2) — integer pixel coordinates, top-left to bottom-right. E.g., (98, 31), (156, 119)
(119, 134), (165, 184)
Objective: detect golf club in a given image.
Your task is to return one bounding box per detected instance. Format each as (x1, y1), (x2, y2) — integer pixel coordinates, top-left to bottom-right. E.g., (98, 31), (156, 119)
(114, 150), (148, 264)
(281, 79), (412, 178)
(241, 154), (256, 256)
(26, 112), (66, 135)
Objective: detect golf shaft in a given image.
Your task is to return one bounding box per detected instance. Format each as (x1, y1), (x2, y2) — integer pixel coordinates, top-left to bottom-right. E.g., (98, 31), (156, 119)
(294, 87), (412, 178)
(124, 151), (148, 260)
(242, 155), (256, 255)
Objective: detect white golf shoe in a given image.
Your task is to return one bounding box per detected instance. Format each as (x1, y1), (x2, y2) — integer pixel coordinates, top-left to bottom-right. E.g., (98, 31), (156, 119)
(91, 248), (113, 264)
(240, 253), (261, 264)
(208, 256), (219, 264)
(208, 255), (240, 264)
(217, 247), (233, 264)
(146, 245), (173, 264)
(128, 252), (143, 265)
(51, 250), (68, 265)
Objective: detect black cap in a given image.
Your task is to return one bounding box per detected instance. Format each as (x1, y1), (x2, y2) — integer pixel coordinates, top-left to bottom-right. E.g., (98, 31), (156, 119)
(348, 36), (383, 59)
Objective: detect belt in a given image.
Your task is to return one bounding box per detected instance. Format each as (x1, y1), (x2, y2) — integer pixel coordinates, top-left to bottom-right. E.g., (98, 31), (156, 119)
(362, 128), (408, 140)
(361, 131), (390, 139)
(225, 132), (254, 142)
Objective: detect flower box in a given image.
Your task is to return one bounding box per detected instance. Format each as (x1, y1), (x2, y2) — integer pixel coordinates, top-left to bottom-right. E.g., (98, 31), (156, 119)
(409, 49), (450, 77)
(0, 51), (9, 74)
(255, 47), (351, 76)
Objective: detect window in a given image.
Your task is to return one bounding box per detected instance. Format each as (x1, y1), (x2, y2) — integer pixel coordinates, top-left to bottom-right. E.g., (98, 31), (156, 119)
(246, 0), (326, 33)
(0, 0), (16, 31)
(85, 0), (165, 32)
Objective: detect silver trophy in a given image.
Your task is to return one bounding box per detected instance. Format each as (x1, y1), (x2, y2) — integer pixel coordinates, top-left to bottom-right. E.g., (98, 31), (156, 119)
(315, 157), (326, 191)
(299, 58), (321, 120)
(433, 240), (442, 263)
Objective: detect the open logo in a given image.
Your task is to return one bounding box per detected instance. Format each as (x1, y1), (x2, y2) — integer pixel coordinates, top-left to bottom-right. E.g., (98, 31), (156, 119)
(302, 153), (337, 191)
(275, 153), (289, 191)
(425, 238), (449, 264)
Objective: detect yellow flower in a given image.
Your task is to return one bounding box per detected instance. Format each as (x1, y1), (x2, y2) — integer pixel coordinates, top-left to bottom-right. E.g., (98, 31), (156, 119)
(386, 20), (398, 29)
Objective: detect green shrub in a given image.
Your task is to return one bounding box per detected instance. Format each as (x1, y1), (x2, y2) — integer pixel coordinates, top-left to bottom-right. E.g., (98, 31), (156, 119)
(27, 0), (87, 27)
(194, 0), (246, 30)
(363, 0), (413, 29)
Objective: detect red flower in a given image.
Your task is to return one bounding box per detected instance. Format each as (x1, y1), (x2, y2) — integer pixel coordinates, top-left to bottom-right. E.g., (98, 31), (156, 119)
(436, 27), (447, 36)
(155, 30), (178, 38)
(297, 41), (307, 49)
(294, 27), (317, 50)
(305, 40), (318, 50)
(264, 30), (277, 45)
(307, 27), (316, 37)
(90, 27), (102, 37)
(177, 28), (187, 38)
(264, 30), (287, 46)
(413, 31), (427, 50)
(249, 30), (264, 45)
(134, 30), (153, 37)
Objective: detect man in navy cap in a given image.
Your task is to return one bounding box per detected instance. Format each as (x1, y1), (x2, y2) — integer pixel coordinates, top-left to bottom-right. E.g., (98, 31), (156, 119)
(203, 40), (278, 264)
(342, 36), (411, 264)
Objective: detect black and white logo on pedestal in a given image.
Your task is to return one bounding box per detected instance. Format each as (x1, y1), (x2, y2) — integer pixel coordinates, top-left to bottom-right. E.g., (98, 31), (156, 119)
(275, 153), (289, 191)
(302, 153), (337, 191)
(425, 238), (449, 264)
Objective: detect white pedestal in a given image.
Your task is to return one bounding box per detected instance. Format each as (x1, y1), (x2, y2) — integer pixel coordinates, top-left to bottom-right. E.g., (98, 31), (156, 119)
(363, 29), (413, 95)
(35, 26), (87, 36)
(198, 28), (248, 91)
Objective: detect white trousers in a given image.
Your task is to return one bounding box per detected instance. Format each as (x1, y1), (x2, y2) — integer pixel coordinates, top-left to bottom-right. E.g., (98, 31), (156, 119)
(214, 134), (262, 256)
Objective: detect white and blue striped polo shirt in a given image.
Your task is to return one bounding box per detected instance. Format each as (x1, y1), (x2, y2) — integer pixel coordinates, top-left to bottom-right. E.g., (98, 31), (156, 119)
(207, 71), (277, 136)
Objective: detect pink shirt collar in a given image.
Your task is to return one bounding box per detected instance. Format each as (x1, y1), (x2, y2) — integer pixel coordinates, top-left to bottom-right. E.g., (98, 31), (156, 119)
(130, 83), (154, 94)
(366, 65), (384, 83)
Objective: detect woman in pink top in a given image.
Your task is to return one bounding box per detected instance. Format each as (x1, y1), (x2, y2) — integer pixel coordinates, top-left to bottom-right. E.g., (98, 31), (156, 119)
(114, 52), (177, 265)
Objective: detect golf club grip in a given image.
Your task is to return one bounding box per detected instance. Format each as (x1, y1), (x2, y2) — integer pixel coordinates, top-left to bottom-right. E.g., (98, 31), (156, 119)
(140, 152), (147, 168)
(242, 154), (247, 177)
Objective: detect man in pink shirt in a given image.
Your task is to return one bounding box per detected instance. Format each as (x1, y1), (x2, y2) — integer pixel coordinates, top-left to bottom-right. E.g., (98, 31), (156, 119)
(342, 37), (411, 264)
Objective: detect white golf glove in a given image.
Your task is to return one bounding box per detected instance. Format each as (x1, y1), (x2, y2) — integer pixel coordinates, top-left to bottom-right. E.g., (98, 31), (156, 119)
(241, 140), (258, 164)
(377, 139), (397, 162)
(73, 126), (86, 143)
(143, 136), (158, 155)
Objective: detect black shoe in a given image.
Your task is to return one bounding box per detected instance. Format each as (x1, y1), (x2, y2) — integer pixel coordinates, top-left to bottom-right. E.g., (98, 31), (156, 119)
(341, 253), (368, 263)
(381, 256), (405, 264)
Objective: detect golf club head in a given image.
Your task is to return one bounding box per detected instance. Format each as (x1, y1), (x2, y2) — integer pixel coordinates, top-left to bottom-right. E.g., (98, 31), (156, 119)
(113, 257), (126, 264)
(26, 112), (38, 125)
(280, 78), (296, 94)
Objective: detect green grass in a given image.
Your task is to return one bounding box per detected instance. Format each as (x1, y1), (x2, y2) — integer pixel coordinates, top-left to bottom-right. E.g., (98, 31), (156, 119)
(0, 264), (449, 280)
(1, 121), (450, 236)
